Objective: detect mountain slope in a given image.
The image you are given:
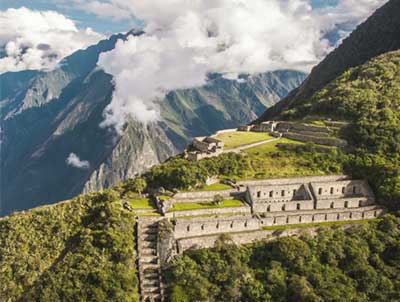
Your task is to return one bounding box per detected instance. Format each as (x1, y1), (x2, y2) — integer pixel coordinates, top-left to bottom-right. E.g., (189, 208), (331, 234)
(259, 0), (400, 120)
(0, 34), (306, 216)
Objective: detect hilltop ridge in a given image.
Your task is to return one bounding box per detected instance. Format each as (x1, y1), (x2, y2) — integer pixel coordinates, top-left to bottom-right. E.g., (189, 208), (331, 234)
(258, 0), (400, 121)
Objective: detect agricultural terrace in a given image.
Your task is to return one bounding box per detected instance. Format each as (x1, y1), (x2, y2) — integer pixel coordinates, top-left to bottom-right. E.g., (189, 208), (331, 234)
(170, 200), (244, 212)
(213, 131), (273, 149)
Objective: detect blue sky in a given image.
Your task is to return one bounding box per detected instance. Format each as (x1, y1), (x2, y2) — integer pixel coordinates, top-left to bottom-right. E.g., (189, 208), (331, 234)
(0, 0), (130, 33)
(1, 0), (338, 34)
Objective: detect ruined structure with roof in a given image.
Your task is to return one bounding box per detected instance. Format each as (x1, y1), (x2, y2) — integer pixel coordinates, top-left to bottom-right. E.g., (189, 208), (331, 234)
(185, 136), (224, 160)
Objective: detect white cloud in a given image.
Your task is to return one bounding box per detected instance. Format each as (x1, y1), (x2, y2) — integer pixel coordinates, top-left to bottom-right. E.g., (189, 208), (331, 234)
(83, 0), (386, 131)
(0, 7), (104, 74)
(97, 0), (329, 132)
(66, 153), (90, 169)
(315, 0), (388, 44)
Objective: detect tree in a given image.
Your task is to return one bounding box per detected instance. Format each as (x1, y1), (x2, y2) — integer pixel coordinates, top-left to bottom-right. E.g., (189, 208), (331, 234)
(123, 177), (147, 196)
(213, 194), (224, 206)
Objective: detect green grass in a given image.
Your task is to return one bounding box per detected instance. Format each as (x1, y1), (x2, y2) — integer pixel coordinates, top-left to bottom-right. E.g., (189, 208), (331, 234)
(245, 138), (305, 155)
(188, 183), (233, 192)
(262, 219), (376, 231)
(170, 199), (244, 212)
(136, 212), (161, 217)
(234, 137), (341, 180)
(128, 198), (155, 209)
(176, 213), (248, 219)
(213, 131), (273, 149)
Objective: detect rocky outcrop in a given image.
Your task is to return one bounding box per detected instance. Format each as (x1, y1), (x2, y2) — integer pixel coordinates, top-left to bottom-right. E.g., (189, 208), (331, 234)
(83, 122), (177, 193)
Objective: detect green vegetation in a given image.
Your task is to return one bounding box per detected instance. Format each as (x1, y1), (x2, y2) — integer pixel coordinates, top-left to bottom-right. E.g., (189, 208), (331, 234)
(214, 131), (273, 149)
(281, 50), (400, 209)
(245, 138), (305, 154)
(188, 183), (233, 192)
(243, 139), (344, 179)
(121, 177), (147, 198)
(128, 198), (154, 209)
(0, 189), (138, 302)
(166, 215), (400, 302)
(170, 200), (244, 212)
(140, 140), (343, 193)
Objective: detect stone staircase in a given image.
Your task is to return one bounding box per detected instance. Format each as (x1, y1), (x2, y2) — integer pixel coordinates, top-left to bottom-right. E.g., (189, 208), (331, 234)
(137, 219), (164, 302)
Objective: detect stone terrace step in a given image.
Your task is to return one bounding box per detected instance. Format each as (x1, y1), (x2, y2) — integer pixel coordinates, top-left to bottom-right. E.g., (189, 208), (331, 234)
(143, 286), (161, 294)
(140, 256), (158, 264)
(137, 219), (164, 302)
(142, 294), (162, 302)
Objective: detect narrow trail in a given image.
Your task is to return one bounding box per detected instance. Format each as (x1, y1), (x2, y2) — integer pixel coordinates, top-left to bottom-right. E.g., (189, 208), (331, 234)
(137, 218), (164, 302)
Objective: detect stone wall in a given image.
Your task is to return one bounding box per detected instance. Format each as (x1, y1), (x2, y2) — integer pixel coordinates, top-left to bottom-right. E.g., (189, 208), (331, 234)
(166, 205), (251, 218)
(177, 225), (354, 253)
(282, 132), (347, 147)
(248, 183), (311, 201)
(173, 214), (258, 239)
(172, 206), (384, 240)
(315, 197), (369, 209)
(310, 180), (375, 209)
(253, 200), (315, 213)
(276, 122), (332, 134)
(258, 206), (383, 226)
(310, 180), (374, 199)
(171, 189), (240, 203)
(175, 207), (384, 252)
(213, 128), (238, 135)
(237, 175), (350, 187)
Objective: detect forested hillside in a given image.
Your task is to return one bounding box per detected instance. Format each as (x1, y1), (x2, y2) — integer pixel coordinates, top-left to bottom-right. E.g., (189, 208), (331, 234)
(0, 190), (138, 302)
(275, 50), (400, 210)
(260, 0), (400, 120)
(166, 215), (400, 302)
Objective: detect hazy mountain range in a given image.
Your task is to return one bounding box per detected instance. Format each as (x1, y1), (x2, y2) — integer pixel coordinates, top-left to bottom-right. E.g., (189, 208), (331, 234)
(0, 32), (306, 215)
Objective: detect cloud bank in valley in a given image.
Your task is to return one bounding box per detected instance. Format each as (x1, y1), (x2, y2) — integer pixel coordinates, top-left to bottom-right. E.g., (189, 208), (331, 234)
(0, 7), (104, 74)
(96, 0), (387, 132)
(66, 153), (90, 169)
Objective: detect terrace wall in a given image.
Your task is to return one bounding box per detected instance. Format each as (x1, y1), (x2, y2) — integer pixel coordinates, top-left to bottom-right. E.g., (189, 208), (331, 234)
(173, 214), (258, 239)
(172, 206), (384, 240)
(170, 189), (241, 203)
(237, 175), (350, 187)
(282, 132), (347, 147)
(276, 122), (332, 133)
(165, 205), (251, 219)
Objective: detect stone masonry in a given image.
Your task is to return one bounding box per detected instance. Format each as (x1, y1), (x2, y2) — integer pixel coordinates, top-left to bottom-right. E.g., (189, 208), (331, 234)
(137, 218), (165, 302)
(186, 136), (224, 161)
(159, 175), (383, 254)
(137, 175), (384, 287)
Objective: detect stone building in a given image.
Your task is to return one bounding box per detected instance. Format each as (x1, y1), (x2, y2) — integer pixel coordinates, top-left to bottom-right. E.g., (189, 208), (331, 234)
(146, 175), (383, 265)
(252, 121), (278, 132)
(186, 136), (224, 161)
(246, 183), (314, 212)
(192, 136), (224, 152)
(244, 178), (376, 214)
(310, 179), (375, 209)
(238, 125), (255, 131)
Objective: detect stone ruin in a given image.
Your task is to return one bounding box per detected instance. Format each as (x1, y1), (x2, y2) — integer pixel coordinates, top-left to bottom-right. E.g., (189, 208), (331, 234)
(136, 175), (384, 301)
(239, 120), (348, 147)
(185, 136), (224, 161)
(150, 175), (383, 253)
